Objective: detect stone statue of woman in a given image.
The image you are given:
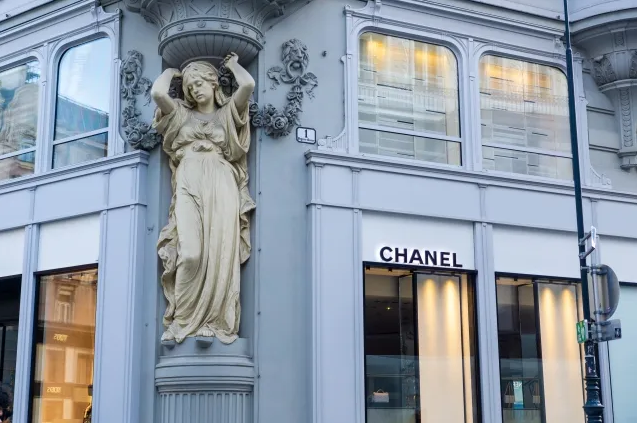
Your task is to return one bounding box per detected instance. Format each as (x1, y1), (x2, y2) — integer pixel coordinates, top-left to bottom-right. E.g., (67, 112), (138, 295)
(151, 53), (256, 344)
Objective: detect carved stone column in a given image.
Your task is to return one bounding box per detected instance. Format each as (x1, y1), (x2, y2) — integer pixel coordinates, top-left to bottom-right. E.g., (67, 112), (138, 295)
(577, 26), (637, 170)
(122, 2), (311, 423)
(123, 0), (309, 67)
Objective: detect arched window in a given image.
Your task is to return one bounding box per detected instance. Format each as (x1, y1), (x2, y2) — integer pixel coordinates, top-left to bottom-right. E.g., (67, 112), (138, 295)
(52, 38), (111, 169)
(358, 32), (461, 165)
(0, 61), (40, 181)
(480, 55), (572, 180)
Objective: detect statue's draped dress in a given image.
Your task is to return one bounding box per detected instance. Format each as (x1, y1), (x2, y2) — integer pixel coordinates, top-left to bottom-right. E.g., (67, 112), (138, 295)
(154, 97), (255, 344)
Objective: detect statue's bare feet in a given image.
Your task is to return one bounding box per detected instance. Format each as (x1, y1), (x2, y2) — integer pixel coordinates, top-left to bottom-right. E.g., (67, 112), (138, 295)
(161, 330), (175, 342)
(196, 326), (214, 337)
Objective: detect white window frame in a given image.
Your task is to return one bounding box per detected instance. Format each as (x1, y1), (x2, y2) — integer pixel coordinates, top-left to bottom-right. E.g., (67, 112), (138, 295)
(345, 12), (472, 169)
(0, 53), (45, 179)
(471, 44), (589, 184)
(43, 29), (122, 172)
(478, 53), (574, 180)
(0, 1), (122, 183)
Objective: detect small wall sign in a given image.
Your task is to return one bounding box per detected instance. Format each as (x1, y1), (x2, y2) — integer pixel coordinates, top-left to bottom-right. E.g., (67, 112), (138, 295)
(296, 127), (316, 144)
(378, 246), (464, 268)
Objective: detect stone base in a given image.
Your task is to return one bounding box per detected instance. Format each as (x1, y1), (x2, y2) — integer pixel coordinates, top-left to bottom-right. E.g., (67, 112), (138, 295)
(155, 338), (254, 423)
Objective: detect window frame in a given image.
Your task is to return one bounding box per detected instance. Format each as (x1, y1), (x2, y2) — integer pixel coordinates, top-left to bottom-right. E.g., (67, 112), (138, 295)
(477, 52), (576, 181)
(44, 32), (119, 172)
(350, 26), (469, 168)
(0, 55), (44, 180)
(361, 262), (482, 423)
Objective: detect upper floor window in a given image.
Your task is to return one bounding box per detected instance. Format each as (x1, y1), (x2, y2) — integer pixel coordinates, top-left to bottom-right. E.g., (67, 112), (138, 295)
(0, 61), (40, 181)
(52, 38), (111, 169)
(480, 55), (572, 180)
(358, 33), (461, 165)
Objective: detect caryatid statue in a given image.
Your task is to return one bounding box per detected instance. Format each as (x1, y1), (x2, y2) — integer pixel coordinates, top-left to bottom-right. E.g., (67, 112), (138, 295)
(151, 53), (256, 345)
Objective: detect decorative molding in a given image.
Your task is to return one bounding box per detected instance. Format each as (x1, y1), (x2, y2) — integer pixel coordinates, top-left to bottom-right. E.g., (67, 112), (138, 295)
(251, 39), (318, 138)
(592, 55), (616, 86)
(590, 166), (612, 189)
(120, 50), (160, 151)
(619, 88), (633, 148)
(318, 129), (348, 152)
(123, 0), (313, 67)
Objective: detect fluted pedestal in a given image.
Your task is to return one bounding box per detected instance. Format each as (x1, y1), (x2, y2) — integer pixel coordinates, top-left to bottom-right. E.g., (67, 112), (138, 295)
(155, 338), (255, 423)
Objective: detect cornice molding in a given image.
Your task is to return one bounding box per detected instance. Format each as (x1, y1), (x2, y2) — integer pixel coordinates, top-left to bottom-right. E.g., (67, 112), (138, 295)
(123, 0), (313, 67)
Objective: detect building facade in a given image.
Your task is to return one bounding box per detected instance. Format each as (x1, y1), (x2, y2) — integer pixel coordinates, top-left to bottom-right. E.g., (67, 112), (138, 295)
(0, 1), (636, 423)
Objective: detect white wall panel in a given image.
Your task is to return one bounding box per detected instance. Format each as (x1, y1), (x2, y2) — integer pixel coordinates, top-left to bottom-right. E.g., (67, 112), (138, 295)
(599, 237), (637, 283)
(493, 227), (579, 278)
(609, 285), (637, 423)
(0, 228), (25, 277)
(362, 213), (475, 270)
(38, 214), (100, 271)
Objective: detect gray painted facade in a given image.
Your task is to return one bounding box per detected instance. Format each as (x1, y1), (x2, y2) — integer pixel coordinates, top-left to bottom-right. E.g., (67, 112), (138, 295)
(0, 1), (637, 423)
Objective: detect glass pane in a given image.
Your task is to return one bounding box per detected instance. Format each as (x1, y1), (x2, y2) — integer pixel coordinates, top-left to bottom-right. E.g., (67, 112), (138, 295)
(31, 269), (98, 423)
(54, 38), (110, 140)
(359, 32), (460, 137)
(0, 276), (21, 423)
(0, 61), (40, 155)
(0, 150), (35, 180)
(480, 55), (571, 161)
(364, 268), (479, 423)
(482, 145), (572, 180)
(52, 133), (108, 169)
(496, 277), (584, 423)
(360, 128), (461, 165)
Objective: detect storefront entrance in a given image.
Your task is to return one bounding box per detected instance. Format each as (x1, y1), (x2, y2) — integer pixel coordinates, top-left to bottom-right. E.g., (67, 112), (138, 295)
(363, 265), (480, 423)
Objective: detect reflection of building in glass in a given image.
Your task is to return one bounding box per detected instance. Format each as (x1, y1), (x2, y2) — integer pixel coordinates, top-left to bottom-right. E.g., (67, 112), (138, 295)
(32, 270), (97, 423)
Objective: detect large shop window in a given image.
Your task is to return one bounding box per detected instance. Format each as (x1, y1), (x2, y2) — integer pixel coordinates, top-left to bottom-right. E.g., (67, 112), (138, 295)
(30, 268), (98, 423)
(364, 266), (480, 423)
(0, 61), (40, 181)
(358, 33), (461, 165)
(496, 276), (584, 423)
(480, 56), (572, 180)
(52, 38), (110, 169)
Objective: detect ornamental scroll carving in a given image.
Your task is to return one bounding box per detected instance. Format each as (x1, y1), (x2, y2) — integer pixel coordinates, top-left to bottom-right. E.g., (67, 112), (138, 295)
(250, 39), (318, 138)
(120, 50), (161, 150)
(592, 56), (616, 86)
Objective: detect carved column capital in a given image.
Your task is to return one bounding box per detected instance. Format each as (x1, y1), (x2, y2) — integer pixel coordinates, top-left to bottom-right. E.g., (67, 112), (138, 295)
(123, 0), (313, 67)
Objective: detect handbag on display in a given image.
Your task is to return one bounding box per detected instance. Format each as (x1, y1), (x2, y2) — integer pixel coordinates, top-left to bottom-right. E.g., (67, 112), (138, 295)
(532, 381), (541, 405)
(503, 382), (515, 405)
(372, 389), (389, 403)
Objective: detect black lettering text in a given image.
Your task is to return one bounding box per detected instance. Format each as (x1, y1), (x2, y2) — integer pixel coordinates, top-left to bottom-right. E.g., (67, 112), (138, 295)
(380, 247), (392, 262)
(395, 248), (408, 263)
(425, 250), (437, 266)
(409, 249), (424, 265)
(440, 252), (451, 267)
(452, 253), (463, 268)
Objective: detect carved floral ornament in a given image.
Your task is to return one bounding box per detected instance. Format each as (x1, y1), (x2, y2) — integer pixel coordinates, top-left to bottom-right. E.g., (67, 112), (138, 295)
(591, 50), (637, 87)
(120, 39), (317, 150)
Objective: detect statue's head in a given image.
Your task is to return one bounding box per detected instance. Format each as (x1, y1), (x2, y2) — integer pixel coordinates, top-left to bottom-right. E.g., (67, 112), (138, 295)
(181, 61), (219, 107)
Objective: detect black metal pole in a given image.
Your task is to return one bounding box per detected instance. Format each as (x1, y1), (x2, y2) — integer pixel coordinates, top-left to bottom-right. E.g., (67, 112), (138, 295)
(562, 0), (603, 422)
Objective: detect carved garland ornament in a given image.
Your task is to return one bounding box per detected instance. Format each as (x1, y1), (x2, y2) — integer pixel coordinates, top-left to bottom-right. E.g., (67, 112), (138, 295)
(250, 39), (318, 138)
(120, 50), (161, 150)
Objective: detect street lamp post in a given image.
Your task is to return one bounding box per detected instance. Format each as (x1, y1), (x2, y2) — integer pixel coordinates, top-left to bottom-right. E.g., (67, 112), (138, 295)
(561, 0), (604, 421)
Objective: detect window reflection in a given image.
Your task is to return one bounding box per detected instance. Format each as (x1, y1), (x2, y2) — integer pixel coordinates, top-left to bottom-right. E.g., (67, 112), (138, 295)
(496, 277), (585, 423)
(0, 61), (40, 181)
(52, 133), (108, 169)
(31, 269), (98, 423)
(358, 33), (461, 165)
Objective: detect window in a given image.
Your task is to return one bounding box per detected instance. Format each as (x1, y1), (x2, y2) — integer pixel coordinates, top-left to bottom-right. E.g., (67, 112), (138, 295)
(30, 269), (97, 423)
(480, 56), (572, 180)
(0, 275), (21, 414)
(496, 276), (584, 423)
(52, 38), (111, 169)
(0, 61), (40, 181)
(364, 266), (480, 423)
(358, 33), (461, 165)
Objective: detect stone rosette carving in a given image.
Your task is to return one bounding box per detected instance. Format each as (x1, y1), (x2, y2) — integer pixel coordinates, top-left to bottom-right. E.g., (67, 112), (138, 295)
(120, 50), (160, 150)
(250, 39), (318, 138)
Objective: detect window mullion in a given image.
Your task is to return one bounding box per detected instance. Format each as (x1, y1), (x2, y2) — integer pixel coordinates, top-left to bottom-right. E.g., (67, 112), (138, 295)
(53, 128), (109, 146)
(482, 142), (572, 159)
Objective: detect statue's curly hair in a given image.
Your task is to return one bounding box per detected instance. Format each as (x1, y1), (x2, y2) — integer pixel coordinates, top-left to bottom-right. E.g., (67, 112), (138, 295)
(181, 61), (230, 108)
